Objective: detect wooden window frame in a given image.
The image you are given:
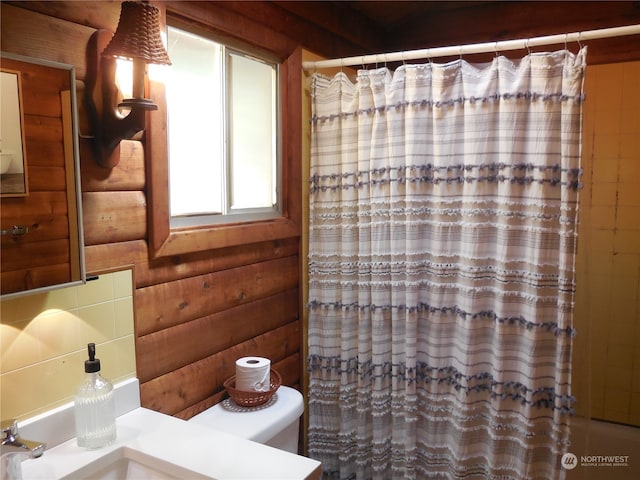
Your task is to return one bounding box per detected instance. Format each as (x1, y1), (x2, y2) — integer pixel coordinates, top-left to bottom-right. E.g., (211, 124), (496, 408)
(146, 22), (302, 258)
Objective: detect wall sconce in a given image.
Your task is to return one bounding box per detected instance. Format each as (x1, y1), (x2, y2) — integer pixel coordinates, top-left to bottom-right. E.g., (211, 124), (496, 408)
(85, 1), (171, 168)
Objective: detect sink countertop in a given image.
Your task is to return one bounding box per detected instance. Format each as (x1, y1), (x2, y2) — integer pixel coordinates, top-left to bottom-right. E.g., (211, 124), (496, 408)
(21, 407), (321, 480)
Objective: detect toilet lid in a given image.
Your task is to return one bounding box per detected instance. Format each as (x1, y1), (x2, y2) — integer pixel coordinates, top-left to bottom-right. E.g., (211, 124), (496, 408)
(188, 386), (303, 444)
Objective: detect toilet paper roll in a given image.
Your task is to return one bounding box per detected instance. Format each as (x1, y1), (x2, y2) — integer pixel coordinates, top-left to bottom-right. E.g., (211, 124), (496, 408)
(235, 357), (271, 392)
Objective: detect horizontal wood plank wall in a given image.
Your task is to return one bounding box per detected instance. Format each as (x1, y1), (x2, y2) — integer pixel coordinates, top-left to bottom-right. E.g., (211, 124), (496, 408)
(1, 0), (344, 425)
(3, 1), (639, 437)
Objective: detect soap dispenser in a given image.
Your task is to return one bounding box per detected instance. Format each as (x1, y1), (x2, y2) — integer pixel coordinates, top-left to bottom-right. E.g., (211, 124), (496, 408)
(74, 343), (116, 449)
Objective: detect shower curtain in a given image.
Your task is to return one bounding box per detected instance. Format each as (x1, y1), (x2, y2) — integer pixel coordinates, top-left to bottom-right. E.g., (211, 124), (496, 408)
(307, 48), (586, 480)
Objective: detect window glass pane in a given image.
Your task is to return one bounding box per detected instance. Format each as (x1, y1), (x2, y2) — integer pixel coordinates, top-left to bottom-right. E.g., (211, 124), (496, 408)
(165, 25), (280, 227)
(167, 27), (223, 217)
(228, 52), (276, 210)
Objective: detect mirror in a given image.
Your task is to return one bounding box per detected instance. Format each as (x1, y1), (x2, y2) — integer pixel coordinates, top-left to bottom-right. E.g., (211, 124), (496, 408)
(1, 69), (28, 196)
(0, 52), (85, 298)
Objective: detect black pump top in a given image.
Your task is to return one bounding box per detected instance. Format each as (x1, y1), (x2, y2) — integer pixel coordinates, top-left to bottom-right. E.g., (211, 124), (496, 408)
(84, 343), (101, 373)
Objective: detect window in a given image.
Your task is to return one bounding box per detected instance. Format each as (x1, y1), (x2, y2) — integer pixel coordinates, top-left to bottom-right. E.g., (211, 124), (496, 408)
(166, 26), (280, 228)
(147, 14), (301, 258)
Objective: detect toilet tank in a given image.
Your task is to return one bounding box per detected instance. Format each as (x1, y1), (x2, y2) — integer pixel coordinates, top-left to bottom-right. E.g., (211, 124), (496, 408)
(188, 386), (304, 454)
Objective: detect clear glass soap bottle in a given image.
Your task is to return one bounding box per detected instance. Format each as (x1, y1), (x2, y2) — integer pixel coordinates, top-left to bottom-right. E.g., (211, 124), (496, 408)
(74, 343), (116, 449)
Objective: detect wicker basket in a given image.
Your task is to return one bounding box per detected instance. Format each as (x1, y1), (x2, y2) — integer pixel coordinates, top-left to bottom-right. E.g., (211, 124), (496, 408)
(224, 369), (282, 407)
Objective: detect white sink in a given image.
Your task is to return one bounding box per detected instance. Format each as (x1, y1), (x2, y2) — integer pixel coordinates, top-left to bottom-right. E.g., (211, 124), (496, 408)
(57, 446), (209, 480)
(15, 382), (320, 480)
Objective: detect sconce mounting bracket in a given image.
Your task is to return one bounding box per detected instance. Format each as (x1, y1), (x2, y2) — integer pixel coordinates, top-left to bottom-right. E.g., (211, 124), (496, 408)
(85, 30), (157, 169)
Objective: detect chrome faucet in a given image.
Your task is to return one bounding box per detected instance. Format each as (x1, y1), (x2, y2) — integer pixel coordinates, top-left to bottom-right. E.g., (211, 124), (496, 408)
(1, 419), (46, 480)
(1, 419), (46, 458)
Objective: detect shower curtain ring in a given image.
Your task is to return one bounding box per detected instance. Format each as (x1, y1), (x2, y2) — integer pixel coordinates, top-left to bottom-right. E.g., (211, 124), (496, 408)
(525, 38), (531, 55)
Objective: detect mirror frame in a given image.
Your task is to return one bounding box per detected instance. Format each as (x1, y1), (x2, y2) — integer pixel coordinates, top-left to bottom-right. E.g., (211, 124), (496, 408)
(0, 52), (85, 299)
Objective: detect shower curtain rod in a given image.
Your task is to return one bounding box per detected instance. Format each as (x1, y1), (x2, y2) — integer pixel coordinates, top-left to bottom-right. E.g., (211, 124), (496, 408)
(302, 24), (640, 70)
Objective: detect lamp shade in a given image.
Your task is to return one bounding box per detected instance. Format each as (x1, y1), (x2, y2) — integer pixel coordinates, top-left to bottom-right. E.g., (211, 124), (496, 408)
(102, 1), (171, 65)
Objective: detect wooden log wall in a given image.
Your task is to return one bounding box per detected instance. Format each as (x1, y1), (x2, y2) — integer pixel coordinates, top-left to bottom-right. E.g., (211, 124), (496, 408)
(0, 0), (379, 427)
(2, 0), (638, 438)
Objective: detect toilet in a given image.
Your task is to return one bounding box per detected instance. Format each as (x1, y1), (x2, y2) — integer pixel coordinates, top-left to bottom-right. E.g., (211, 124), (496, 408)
(188, 386), (304, 454)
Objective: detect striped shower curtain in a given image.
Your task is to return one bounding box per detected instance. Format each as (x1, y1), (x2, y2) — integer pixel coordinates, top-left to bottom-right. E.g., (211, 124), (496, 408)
(307, 48), (586, 480)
